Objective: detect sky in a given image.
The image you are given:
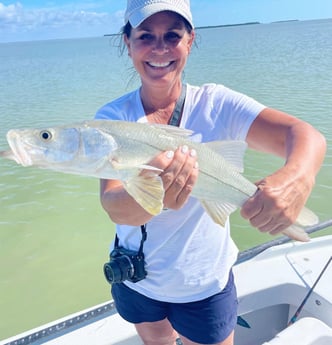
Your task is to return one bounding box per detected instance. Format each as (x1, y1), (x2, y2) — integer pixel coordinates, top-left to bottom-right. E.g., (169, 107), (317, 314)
(1, 0), (332, 43)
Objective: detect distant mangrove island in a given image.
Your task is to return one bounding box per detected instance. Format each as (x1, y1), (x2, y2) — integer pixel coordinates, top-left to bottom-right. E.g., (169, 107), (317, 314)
(104, 20), (300, 37)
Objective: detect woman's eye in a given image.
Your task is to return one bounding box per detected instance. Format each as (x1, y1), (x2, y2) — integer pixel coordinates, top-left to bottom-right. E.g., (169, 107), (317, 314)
(139, 33), (154, 41)
(165, 32), (181, 42)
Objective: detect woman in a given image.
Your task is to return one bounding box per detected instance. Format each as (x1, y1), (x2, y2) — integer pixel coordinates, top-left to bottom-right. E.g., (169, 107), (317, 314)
(95, 1), (326, 344)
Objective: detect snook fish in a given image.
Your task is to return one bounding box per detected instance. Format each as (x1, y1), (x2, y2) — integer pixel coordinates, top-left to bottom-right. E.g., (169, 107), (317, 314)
(0, 120), (318, 241)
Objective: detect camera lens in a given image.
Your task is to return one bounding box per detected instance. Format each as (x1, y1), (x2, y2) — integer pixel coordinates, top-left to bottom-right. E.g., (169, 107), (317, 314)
(103, 255), (134, 284)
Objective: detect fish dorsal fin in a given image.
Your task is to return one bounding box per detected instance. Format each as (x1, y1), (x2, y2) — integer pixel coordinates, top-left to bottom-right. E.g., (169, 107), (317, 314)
(200, 200), (237, 227)
(123, 173), (165, 216)
(149, 124), (194, 137)
(205, 141), (247, 172)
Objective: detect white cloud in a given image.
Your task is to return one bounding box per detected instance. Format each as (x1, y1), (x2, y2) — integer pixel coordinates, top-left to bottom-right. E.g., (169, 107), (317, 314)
(0, 2), (123, 41)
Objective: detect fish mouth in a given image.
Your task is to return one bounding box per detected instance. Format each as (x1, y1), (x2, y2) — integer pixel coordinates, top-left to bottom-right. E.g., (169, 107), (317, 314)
(5, 130), (34, 166)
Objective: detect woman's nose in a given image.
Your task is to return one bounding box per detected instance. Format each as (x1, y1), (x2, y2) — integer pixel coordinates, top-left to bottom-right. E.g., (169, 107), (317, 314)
(152, 38), (169, 54)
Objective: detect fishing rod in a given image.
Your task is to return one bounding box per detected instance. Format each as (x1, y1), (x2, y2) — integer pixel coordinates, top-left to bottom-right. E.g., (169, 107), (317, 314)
(287, 255), (332, 326)
(236, 218), (332, 264)
(236, 219), (332, 329)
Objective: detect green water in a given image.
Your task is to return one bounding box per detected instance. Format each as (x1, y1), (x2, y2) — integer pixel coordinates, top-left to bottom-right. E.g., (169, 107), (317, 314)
(0, 19), (332, 339)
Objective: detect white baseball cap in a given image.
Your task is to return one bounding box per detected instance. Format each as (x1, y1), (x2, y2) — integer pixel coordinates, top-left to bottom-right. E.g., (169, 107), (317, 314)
(124, 0), (194, 29)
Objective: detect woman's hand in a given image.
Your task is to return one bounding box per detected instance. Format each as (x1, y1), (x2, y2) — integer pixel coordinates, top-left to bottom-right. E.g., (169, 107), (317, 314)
(100, 146), (199, 226)
(241, 166), (313, 235)
(243, 107), (326, 236)
(148, 146), (199, 210)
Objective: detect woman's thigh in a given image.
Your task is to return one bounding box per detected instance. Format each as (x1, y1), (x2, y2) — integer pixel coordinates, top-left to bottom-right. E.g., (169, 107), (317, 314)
(135, 319), (179, 345)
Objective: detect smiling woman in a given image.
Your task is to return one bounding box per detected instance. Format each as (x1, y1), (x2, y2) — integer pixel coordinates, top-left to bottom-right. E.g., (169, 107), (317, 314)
(93, 1), (326, 345)
(123, 11), (195, 114)
(0, 13), (331, 344)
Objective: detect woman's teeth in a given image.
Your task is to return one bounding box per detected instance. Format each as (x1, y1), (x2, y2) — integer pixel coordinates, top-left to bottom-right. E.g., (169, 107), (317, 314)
(148, 61), (172, 68)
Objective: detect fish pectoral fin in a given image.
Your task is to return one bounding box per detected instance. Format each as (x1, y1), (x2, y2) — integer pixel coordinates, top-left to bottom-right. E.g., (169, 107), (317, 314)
(123, 173), (165, 216)
(204, 141), (247, 172)
(282, 225), (310, 242)
(111, 159), (163, 172)
(201, 200), (237, 227)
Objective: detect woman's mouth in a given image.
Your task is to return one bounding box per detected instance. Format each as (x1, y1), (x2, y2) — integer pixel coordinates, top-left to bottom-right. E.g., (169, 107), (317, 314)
(147, 61), (174, 68)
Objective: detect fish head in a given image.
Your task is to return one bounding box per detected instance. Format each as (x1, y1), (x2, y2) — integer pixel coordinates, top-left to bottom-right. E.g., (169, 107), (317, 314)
(5, 126), (81, 167)
(3, 123), (120, 176)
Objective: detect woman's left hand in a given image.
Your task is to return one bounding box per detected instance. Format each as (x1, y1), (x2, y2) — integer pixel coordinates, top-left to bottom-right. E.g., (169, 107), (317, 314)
(240, 166), (313, 235)
(242, 107), (326, 235)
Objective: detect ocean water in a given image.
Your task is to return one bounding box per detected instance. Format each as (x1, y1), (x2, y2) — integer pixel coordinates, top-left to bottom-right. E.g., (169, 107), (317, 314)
(0, 19), (332, 339)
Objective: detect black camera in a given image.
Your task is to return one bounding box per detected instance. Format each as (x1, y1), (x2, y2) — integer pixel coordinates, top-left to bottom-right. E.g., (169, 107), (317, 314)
(103, 246), (147, 284)
(104, 225), (148, 284)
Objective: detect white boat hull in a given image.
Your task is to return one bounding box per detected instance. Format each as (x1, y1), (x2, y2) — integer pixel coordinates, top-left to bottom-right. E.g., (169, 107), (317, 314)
(1, 235), (331, 345)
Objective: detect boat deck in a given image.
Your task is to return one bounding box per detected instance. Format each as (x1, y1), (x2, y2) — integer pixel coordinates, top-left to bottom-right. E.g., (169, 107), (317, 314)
(1, 235), (331, 345)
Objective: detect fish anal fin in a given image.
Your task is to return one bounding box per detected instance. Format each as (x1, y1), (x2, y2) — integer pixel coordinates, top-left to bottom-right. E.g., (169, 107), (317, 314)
(123, 173), (164, 216)
(201, 200), (237, 227)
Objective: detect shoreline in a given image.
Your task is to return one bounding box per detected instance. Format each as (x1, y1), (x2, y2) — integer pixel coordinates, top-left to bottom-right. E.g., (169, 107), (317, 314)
(103, 20), (303, 36)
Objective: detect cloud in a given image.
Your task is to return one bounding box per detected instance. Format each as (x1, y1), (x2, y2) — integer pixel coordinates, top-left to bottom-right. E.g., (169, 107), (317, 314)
(0, 2), (124, 41)
(0, 2), (108, 29)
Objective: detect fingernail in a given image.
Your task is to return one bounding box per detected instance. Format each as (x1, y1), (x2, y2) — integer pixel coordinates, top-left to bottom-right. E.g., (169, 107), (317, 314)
(190, 149), (197, 157)
(194, 161), (199, 169)
(166, 151), (174, 159)
(181, 145), (189, 154)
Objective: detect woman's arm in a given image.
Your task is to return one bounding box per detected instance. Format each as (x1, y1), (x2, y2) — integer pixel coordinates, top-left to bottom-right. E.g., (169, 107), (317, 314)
(241, 107), (327, 235)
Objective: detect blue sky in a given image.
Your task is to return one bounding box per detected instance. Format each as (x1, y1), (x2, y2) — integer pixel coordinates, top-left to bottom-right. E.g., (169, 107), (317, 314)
(1, 0), (332, 42)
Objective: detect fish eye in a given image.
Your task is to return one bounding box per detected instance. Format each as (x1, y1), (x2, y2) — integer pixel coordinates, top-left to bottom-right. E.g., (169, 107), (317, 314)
(40, 130), (52, 141)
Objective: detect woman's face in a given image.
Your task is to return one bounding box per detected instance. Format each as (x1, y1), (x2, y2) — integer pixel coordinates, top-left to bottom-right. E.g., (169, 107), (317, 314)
(124, 11), (195, 89)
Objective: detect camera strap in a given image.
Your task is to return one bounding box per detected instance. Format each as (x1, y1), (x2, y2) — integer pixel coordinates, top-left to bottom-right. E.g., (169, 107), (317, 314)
(114, 224), (147, 256)
(138, 84), (187, 236)
(113, 84), (187, 253)
(169, 83), (187, 126)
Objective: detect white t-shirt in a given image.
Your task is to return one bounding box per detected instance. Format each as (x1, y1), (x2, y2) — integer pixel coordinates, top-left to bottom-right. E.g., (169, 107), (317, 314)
(95, 83), (266, 303)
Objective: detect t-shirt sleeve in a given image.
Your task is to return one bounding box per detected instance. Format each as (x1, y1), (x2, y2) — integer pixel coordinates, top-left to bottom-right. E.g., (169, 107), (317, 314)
(94, 89), (142, 122)
(216, 86), (266, 141)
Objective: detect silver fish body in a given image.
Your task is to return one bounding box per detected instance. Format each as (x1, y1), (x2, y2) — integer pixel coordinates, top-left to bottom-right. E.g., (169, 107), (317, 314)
(0, 120), (318, 241)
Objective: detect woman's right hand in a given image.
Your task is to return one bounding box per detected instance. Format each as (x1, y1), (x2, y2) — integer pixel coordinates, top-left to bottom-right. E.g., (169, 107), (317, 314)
(100, 146), (199, 225)
(148, 146), (199, 210)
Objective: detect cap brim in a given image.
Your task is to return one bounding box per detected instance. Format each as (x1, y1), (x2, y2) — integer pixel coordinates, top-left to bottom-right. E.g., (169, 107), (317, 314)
(128, 3), (193, 28)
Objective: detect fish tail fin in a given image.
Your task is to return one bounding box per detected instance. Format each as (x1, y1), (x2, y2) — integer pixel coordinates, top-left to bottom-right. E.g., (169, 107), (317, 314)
(123, 173), (165, 216)
(295, 206), (319, 226)
(282, 225), (311, 242)
(282, 206), (319, 242)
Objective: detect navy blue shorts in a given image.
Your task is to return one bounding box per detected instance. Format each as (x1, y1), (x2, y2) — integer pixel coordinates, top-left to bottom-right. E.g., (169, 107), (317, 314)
(111, 271), (238, 343)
